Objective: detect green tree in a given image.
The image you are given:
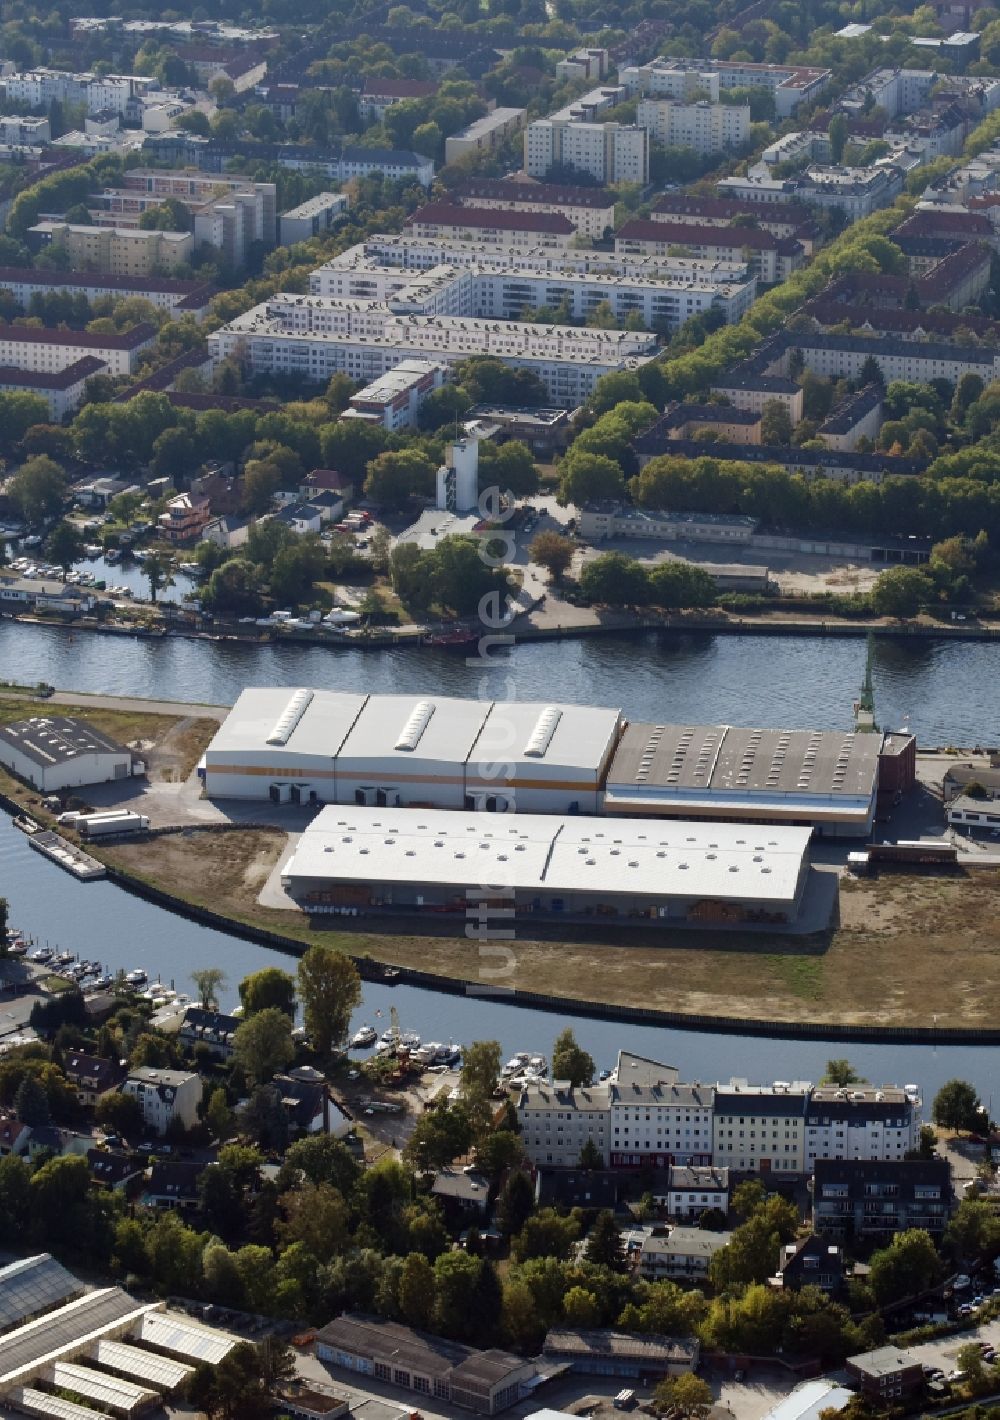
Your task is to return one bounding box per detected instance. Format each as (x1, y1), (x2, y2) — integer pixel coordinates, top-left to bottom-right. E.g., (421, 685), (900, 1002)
(580, 552), (649, 606)
(497, 1170), (535, 1235)
(870, 567), (932, 619)
(460, 1040), (501, 1128)
(8, 455), (67, 524)
(14, 1074), (50, 1126)
(760, 399), (793, 446)
(206, 1087), (234, 1142)
(579, 1138), (604, 1170)
(45, 520), (84, 572)
(822, 1059), (862, 1086)
(552, 1027), (595, 1087)
(654, 1374), (713, 1418)
(364, 449), (437, 508)
(404, 1102), (473, 1172)
(934, 1079), (982, 1133)
(277, 1180), (350, 1255)
(239, 967), (296, 1019)
(399, 1252), (436, 1328)
(945, 1198), (1000, 1263)
(297, 946), (361, 1059)
(558, 451), (626, 506)
(192, 968), (225, 1010)
(203, 559), (264, 616)
(529, 530), (574, 582)
(232, 1007), (295, 1087)
(94, 1090), (143, 1138)
(282, 1135), (360, 1195)
(144, 552), (173, 605)
(828, 113), (849, 165)
(512, 1208), (581, 1262)
(868, 1229), (941, 1305)
(563, 1285), (600, 1325)
(586, 1209), (625, 1270)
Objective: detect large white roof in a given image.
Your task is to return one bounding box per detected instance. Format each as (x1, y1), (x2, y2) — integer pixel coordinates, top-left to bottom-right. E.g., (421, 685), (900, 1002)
(470, 700), (622, 776)
(338, 693), (492, 767)
(283, 806), (810, 904)
(207, 687), (367, 759)
(763, 1382), (853, 1420)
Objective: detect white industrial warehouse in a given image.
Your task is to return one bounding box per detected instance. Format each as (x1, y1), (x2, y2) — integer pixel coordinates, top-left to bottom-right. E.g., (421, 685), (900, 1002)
(0, 1254), (235, 1418)
(280, 806), (813, 925)
(202, 688), (623, 815)
(202, 687), (886, 837)
(0, 717), (138, 793)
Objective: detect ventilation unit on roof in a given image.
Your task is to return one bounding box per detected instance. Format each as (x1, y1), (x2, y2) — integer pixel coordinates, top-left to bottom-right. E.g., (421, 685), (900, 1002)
(266, 688), (314, 746)
(395, 700), (436, 752)
(524, 705), (563, 758)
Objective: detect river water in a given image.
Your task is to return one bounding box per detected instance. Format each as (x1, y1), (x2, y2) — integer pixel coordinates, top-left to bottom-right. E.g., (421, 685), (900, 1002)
(2, 619), (1000, 744)
(2, 618), (999, 1098)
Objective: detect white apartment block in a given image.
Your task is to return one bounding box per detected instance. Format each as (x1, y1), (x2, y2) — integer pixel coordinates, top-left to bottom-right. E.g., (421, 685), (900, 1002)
(620, 58), (830, 117)
(28, 221), (192, 276)
(525, 87), (649, 184)
(280, 192), (349, 245)
(445, 107), (526, 164)
(451, 181), (615, 241)
(712, 1082), (810, 1174)
(122, 1068), (201, 1135)
(0, 269), (212, 318)
(556, 48), (609, 84)
(637, 99), (750, 154)
(311, 236), (756, 332)
(344, 359), (447, 430)
(620, 60), (720, 102)
(123, 168), (277, 245)
(1, 68), (159, 116)
(0, 114), (50, 144)
(517, 1058), (921, 1177)
(803, 1086), (921, 1170)
(208, 294), (655, 405)
(839, 66), (938, 119)
(0, 322), (156, 377)
(516, 1078), (612, 1166)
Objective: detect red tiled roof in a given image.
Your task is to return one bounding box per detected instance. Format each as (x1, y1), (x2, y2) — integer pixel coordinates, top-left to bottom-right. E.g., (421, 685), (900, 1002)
(617, 217), (797, 252)
(408, 203), (575, 235)
(0, 265), (214, 299)
(0, 356), (106, 389)
(451, 178), (615, 209)
(0, 321), (156, 349)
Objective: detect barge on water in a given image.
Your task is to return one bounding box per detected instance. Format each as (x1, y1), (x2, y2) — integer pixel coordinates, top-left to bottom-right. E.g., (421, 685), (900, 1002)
(25, 826), (106, 880)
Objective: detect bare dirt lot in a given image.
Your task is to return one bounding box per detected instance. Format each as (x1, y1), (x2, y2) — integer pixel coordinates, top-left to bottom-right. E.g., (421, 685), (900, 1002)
(98, 828), (1000, 1029)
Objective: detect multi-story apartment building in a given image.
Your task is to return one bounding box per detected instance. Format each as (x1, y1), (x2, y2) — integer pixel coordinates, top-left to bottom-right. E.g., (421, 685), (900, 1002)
(839, 66), (938, 119)
(804, 1085), (921, 1169)
(620, 59), (720, 102)
(650, 192), (817, 248)
(516, 1078), (613, 1166)
(638, 1226), (732, 1280)
(609, 1079), (715, 1168)
(208, 294), (656, 406)
(0, 322), (156, 378)
(813, 1158), (952, 1238)
(1, 68), (159, 116)
(280, 192), (349, 245)
(525, 87), (649, 184)
(27, 222), (192, 276)
(0, 267), (214, 319)
(0, 357), (107, 418)
(0, 115), (50, 145)
(122, 1067), (201, 1135)
(344, 360), (448, 431)
(636, 99), (750, 154)
(712, 1081), (810, 1174)
(556, 47), (609, 84)
(620, 58), (830, 117)
(311, 234), (756, 333)
(407, 203), (576, 250)
(616, 218), (804, 284)
(357, 78), (439, 125)
(445, 107), (526, 164)
(449, 179), (616, 241)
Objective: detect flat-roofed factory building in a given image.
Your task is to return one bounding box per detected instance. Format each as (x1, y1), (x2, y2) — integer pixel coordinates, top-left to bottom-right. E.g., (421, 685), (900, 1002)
(280, 805), (812, 926)
(202, 688), (624, 813)
(603, 723), (880, 837)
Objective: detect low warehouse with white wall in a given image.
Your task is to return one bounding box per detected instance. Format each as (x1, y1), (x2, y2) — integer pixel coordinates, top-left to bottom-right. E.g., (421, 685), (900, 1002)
(202, 688), (624, 814)
(0, 717), (136, 793)
(280, 806), (812, 927)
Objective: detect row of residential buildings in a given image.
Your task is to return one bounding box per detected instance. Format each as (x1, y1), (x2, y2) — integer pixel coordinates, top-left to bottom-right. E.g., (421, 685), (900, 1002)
(516, 1051), (923, 1174)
